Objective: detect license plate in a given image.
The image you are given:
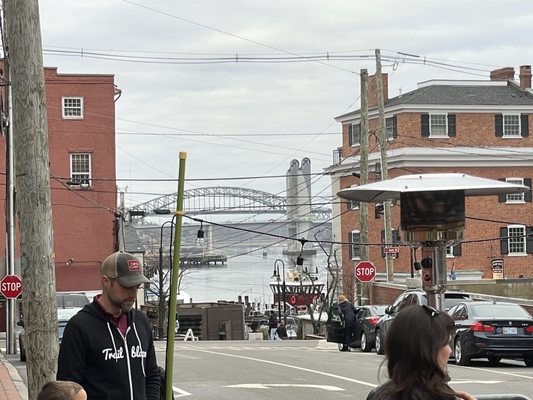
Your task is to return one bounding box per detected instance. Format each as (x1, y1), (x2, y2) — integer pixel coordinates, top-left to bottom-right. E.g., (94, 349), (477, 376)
(503, 327), (517, 334)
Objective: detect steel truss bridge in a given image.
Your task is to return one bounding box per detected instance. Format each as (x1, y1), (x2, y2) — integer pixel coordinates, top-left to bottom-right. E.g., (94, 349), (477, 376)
(128, 186), (331, 221)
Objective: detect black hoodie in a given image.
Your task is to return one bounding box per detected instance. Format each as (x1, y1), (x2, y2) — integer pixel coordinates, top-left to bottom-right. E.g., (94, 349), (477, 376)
(57, 300), (160, 400)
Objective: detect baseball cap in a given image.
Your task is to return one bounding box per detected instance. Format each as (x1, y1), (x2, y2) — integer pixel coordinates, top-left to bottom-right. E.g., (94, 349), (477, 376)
(101, 251), (150, 288)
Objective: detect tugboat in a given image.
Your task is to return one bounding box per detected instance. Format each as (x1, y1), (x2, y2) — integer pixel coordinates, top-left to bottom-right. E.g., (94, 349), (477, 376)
(270, 261), (324, 311)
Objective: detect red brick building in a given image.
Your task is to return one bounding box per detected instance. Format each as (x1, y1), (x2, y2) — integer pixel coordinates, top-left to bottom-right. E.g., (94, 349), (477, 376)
(0, 67), (118, 291)
(327, 66), (533, 291)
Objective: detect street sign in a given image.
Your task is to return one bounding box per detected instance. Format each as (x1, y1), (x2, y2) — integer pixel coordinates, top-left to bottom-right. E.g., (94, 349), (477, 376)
(0, 275), (23, 299)
(355, 261), (376, 283)
(384, 246), (400, 254)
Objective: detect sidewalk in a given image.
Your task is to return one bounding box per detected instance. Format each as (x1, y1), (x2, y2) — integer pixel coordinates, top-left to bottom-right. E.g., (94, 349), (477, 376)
(0, 352), (26, 400)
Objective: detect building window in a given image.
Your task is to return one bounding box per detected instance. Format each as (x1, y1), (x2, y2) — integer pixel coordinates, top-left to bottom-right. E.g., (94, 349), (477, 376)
(386, 116), (397, 140)
(349, 231), (361, 260)
(507, 225), (526, 255)
(503, 114), (520, 137)
(506, 178), (525, 203)
(348, 200), (359, 210)
(70, 153), (91, 186)
(421, 113), (456, 138)
(349, 123), (361, 146)
(430, 114), (447, 136)
(62, 97), (84, 119)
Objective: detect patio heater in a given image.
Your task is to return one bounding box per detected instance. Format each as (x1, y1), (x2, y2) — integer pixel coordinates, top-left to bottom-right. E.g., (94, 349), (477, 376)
(337, 173), (528, 311)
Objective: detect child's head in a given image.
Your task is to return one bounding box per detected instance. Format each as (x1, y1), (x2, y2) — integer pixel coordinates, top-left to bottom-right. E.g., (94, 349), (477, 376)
(37, 381), (87, 400)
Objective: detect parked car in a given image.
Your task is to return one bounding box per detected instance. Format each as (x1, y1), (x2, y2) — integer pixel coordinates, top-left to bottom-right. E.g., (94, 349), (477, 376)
(374, 289), (473, 355)
(447, 301), (533, 366)
(19, 307), (81, 362)
(56, 292), (90, 309)
(326, 303), (387, 351)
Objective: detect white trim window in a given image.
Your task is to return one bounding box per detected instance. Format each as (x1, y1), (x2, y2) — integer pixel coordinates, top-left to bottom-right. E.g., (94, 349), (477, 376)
(503, 114), (520, 137)
(507, 225), (526, 255)
(348, 200), (360, 210)
(70, 153), (91, 186)
(430, 114), (447, 137)
(446, 245), (454, 257)
(505, 177), (525, 203)
(349, 230), (361, 260)
(350, 123), (361, 146)
(62, 97), (84, 119)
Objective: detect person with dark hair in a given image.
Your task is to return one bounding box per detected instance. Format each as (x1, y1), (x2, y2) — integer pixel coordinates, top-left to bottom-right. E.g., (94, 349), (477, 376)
(57, 251), (160, 400)
(37, 380), (87, 400)
(366, 305), (476, 400)
(268, 311), (278, 340)
(337, 294), (358, 351)
(275, 321), (288, 340)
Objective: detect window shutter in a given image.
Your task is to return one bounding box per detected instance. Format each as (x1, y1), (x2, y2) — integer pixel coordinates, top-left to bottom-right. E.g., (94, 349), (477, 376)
(521, 114), (529, 137)
(380, 230), (385, 258)
(527, 227), (533, 253)
(392, 115), (398, 139)
(421, 114), (430, 137)
(497, 178), (506, 203)
(525, 178), (532, 202)
(447, 114), (456, 137)
(500, 227), (508, 255)
(495, 114), (503, 137)
(452, 243), (462, 256)
(348, 232), (353, 259)
(348, 124), (353, 146)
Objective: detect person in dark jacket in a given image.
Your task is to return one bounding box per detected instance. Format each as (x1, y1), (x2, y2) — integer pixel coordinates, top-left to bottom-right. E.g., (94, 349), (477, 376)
(366, 305), (476, 400)
(268, 311), (278, 340)
(57, 251), (160, 400)
(337, 294), (358, 351)
(275, 322), (288, 340)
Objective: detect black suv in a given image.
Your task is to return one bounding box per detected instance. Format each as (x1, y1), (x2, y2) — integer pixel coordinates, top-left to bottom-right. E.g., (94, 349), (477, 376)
(374, 289), (472, 354)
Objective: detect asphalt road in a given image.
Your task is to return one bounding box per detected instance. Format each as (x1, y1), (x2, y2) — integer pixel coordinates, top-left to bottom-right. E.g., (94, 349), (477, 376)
(7, 339), (533, 399)
(158, 340), (533, 400)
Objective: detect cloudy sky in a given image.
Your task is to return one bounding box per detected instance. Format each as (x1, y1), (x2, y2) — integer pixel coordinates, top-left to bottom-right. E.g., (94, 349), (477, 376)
(37, 0), (533, 211)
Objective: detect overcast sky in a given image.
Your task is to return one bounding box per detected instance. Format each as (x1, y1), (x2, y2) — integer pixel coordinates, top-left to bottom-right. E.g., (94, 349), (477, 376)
(37, 0), (533, 212)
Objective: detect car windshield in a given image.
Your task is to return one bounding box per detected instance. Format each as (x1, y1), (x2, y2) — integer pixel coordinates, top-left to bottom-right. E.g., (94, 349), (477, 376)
(368, 305), (388, 315)
(471, 303), (532, 319)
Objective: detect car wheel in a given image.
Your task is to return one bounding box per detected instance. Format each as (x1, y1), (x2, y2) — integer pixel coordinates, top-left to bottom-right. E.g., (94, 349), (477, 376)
(524, 357), (533, 367)
(454, 338), (469, 366)
(375, 329), (384, 355)
(338, 343), (345, 352)
(488, 356), (501, 365)
(360, 332), (372, 352)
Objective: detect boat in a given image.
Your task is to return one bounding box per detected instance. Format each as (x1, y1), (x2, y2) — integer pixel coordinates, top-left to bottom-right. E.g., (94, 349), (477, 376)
(270, 264), (324, 309)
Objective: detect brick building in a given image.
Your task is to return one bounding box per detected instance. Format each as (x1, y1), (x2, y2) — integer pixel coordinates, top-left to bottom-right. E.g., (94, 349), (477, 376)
(327, 65), (533, 292)
(0, 66), (119, 292)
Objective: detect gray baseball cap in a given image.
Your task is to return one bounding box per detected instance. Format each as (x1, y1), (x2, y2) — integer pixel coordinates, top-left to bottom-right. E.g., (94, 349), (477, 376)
(101, 251), (150, 288)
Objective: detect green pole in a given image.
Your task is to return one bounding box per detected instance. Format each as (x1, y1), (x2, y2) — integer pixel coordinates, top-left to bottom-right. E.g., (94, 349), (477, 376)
(165, 152), (187, 400)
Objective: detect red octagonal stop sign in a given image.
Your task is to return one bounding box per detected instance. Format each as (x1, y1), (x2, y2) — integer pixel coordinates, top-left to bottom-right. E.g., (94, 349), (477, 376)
(355, 261), (376, 283)
(0, 275), (23, 299)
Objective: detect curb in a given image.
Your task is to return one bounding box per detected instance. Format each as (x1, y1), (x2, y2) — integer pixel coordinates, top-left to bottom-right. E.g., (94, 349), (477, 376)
(0, 352), (28, 400)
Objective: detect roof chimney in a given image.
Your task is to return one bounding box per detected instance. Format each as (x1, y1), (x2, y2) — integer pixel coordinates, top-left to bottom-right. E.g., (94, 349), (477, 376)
(368, 73), (388, 108)
(490, 67), (515, 81)
(519, 65), (532, 90)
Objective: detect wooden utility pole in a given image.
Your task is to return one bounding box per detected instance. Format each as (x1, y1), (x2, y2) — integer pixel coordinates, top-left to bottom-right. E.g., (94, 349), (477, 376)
(4, 0), (58, 398)
(358, 69), (370, 304)
(375, 49), (394, 282)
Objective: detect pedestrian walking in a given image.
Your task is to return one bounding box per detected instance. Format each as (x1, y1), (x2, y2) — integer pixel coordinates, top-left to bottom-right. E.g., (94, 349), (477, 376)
(268, 311), (278, 340)
(275, 321), (288, 340)
(366, 305), (476, 400)
(337, 294), (358, 351)
(37, 380), (87, 400)
(57, 251), (160, 400)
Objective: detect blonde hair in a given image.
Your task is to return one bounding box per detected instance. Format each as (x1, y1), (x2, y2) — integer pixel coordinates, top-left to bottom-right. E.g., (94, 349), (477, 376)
(338, 294), (346, 302)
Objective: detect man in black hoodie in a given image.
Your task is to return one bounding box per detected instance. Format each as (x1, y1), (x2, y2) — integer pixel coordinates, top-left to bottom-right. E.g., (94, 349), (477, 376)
(57, 251), (160, 400)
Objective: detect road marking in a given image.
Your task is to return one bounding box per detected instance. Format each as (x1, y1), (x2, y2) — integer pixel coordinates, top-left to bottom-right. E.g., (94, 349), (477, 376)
(188, 348), (377, 388)
(450, 380), (503, 384)
(454, 366), (533, 380)
(225, 383), (344, 391)
(173, 386), (192, 398)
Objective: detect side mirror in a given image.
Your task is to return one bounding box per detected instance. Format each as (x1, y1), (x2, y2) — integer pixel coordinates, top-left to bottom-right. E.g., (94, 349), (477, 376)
(385, 305), (393, 315)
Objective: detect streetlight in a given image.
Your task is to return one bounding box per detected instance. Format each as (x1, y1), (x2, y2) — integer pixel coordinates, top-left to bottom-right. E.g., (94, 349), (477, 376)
(272, 259), (287, 325)
(158, 219), (175, 340)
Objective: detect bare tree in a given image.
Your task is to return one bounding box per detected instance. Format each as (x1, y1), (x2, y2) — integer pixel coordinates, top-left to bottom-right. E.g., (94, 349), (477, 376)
(4, 0), (58, 397)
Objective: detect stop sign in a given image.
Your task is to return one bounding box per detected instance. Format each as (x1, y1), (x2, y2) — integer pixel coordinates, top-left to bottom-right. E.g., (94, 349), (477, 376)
(0, 275), (23, 299)
(355, 261), (376, 283)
